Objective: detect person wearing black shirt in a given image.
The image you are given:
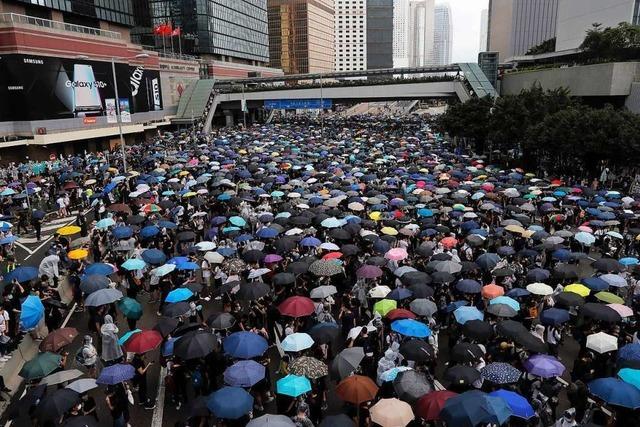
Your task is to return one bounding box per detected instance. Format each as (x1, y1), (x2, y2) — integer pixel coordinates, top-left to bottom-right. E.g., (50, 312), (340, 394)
(132, 353), (156, 409)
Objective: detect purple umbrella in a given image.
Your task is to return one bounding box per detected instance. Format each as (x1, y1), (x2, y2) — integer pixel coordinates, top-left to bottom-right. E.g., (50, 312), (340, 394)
(96, 364), (135, 385)
(522, 355), (565, 378)
(357, 265), (383, 279)
(223, 360), (266, 387)
(264, 254), (283, 263)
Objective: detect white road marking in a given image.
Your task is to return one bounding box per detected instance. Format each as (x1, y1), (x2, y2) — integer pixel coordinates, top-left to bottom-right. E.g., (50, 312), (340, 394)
(13, 242), (32, 255)
(150, 366), (167, 427)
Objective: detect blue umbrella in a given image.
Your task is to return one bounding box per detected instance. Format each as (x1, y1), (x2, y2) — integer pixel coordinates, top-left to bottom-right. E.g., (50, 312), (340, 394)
(387, 287), (413, 301)
(539, 308), (570, 326)
(112, 226), (133, 239)
(207, 386), (253, 419)
(588, 378), (640, 409)
(4, 266), (38, 283)
(619, 257), (639, 266)
(0, 235), (18, 245)
(506, 288), (530, 298)
(157, 220), (177, 229)
(223, 331), (268, 359)
(20, 295), (44, 330)
(140, 226), (160, 239)
(84, 263), (115, 276)
(223, 360), (265, 387)
(165, 288), (194, 303)
(453, 306), (484, 324)
(481, 362), (522, 384)
(391, 319), (431, 338)
(141, 249), (166, 265)
(176, 261), (200, 271)
(300, 237), (321, 247)
(445, 300), (468, 313)
(489, 296), (520, 311)
(476, 253), (500, 270)
(229, 216), (247, 227)
(118, 329), (141, 346)
(96, 364), (135, 385)
(618, 368), (640, 389)
(167, 256), (189, 265)
(552, 249), (571, 261)
(217, 247), (236, 257)
(489, 390), (535, 419)
(441, 390), (513, 427)
(162, 337), (177, 357)
(619, 343), (640, 362)
(122, 258), (146, 271)
(582, 277), (609, 291)
(282, 333), (315, 352)
(256, 227), (279, 239)
(276, 374), (312, 397)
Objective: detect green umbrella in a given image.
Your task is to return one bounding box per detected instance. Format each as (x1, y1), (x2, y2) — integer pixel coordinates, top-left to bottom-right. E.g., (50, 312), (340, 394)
(20, 352), (62, 380)
(373, 299), (397, 316)
(117, 297), (143, 320)
(594, 292), (624, 304)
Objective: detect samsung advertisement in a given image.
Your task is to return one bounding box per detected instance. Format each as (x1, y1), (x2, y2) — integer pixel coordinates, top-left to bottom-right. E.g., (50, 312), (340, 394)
(0, 54), (163, 121)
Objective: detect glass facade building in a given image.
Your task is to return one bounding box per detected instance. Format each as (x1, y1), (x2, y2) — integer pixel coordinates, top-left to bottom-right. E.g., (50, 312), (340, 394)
(9, 0), (134, 26)
(366, 0), (393, 70)
(133, 0), (269, 64)
(268, 0), (334, 74)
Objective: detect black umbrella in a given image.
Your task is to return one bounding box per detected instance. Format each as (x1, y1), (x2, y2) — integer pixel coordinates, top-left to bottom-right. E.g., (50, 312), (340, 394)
(162, 302), (191, 318)
(366, 256), (387, 266)
(236, 282), (270, 301)
(331, 347), (364, 380)
(177, 231), (196, 242)
(400, 271), (432, 286)
(286, 261), (309, 274)
(63, 416), (99, 427)
(592, 258), (624, 273)
(341, 244), (360, 256)
(444, 365), (480, 387)
(451, 342), (484, 363)
(154, 316), (179, 336)
(126, 215), (145, 225)
(309, 324), (341, 344)
(36, 389), (80, 421)
(496, 320), (529, 340)
(553, 264), (579, 280)
(393, 370), (433, 403)
(207, 312), (236, 330)
(431, 271), (455, 284)
(581, 302), (622, 322)
(274, 237), (296, 254)
(462, 320), (494, 342)
(554, 292), (585, 307)
(242, 249), (266, 263)
(515, 333), (549, 353)
(173, 330), (218, 360)
(79, 275), (110, 294)
(398, 339), (434, 361)
(273, 272), (296, 286)
(408, 284), (434, 298)
(186, 396), (210, 418)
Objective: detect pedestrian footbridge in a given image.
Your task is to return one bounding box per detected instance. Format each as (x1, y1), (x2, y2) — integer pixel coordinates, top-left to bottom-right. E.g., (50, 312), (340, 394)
(173, 63), (497, 131)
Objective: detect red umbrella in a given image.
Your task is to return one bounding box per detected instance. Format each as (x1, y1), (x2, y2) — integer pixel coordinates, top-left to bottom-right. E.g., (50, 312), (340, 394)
(415, 390), (457, 421)
(322, 252), (343, 260)
(278, 296), (315, 317)
(386, 308), (416, 321)
(123, 330), (163, 354)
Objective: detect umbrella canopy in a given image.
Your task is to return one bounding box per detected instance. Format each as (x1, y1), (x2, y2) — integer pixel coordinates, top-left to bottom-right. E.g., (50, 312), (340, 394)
(276, 374), (312, 397)
(393, 370), (433, 403)
(20, 352), (62, 379)
(279, 296), (315, 317)
(440, 390), (513, 427)
(481, 363), (522, 384)
(123, 330), (163, 354)
(415, 390), (458, 421)
(399, 339), (434, 361)
(117, 297), (143, 320)
(247, 415), (296, 427)
(66, 378), (97, 394)
(331, 347), (365, 379)
(207, 386), (254, 419)
(489, 390), (535, 420)
(523, 354), (566, 378)
(336, 375), (379, 404)
(289, 356), (328, 379)
(174, 330), (218, 360)
(370, 398), (414, 427)
(282, 332), (315, 352)
(39, 369), (83, 386)
(224, 360), (266, 387)
(224, 331), (268, 359)
(391, 319), (431, 338)
(586, 331), (618, 354)
(96, 364), (135, 385)
(588, 377), (640, 409)
(40, 327), (78, 352)
(84, 288), (123, 307)
(20, 295), (45, 330)
(36, 389), (80, 421)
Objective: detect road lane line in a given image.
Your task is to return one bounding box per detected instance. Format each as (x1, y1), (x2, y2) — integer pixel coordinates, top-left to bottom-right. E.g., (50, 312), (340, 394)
(13, 242), (32, 255)
(151, 366), (167, 427)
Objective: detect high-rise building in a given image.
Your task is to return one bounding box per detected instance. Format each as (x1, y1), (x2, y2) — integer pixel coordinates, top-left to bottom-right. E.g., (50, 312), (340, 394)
(367, 0), (394, 70)
(393, 0), (411, 69)
(408, 0), (435, 67)
(555, 0), (640, 51)
(134, 0), (270, 65)
(5, 0), (134, 27)
(479, 8), (489, 51)
(487, 0), (558, 61)
(335, 0), (367, 72)
(433, 2), (452, 65)
(268, 0), (334, 74)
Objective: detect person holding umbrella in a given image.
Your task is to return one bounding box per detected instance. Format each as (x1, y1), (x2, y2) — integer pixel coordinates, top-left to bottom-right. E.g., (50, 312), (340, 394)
(131, 353), (156, 410)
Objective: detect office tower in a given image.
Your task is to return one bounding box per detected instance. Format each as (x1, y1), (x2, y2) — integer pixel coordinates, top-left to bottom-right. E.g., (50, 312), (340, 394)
(367, 0), (394, 70)
(335, 0), (367, 72)
(393, 0), (411, 68)
(487, 0), (558, 60)
(479, 8), (488, 51)
(268, 0), (335, 74)
(433, 2), (452, 65)
(408, 0), (435, 67)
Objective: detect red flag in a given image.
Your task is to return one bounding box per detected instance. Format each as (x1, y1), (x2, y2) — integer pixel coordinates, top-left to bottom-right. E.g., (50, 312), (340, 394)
(162, 23), (173, 36)
(153, 24), (163, 35)
(171, 27), (181, 36)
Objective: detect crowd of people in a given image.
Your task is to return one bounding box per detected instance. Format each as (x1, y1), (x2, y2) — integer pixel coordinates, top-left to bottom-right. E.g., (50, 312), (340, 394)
(1, 115), (640, 427)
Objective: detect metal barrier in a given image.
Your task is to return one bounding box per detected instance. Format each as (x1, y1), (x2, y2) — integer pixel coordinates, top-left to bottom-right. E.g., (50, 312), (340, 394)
(0, 12), (121, 40)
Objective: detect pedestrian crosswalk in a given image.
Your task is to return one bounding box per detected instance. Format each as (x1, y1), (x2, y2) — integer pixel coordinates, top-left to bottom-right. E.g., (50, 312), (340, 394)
(17, 214), (78, 245)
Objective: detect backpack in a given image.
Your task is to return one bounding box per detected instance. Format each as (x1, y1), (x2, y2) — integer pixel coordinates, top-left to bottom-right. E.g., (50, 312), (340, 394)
(75, 347), (86, 365)
(192, 368), (203, 388)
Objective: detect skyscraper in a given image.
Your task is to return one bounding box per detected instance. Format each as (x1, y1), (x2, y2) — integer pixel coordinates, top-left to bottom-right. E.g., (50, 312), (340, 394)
(488, 0), (558, 60)
(479, 8), (489, 51)
(408, 0), (435, 67)
(335, 0), (367, 72)
(367, 0), (394, 70)
(268, 0), (335, 74)
(433, 2), (452, 65)
(393, 0), (411, 69)
(556, 0), (640, 51)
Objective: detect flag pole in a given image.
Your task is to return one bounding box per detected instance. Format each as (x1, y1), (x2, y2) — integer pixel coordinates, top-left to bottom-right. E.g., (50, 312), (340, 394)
(178, 31), (182, 56)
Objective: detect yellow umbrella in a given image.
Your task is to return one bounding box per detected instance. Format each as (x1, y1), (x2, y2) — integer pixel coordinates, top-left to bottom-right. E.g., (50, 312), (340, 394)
(178, 171), (189, 177)
(505, 225), (526, 234)
(182, 192), (197, 198)
(381, 227), (398, 236)
(68, 249), (88, 260)
(107, 167), (118, 173)
(57, 226), (81, 236)
(373, 299), (397, 316)
(521, 230), (535, 239)
(565, 283), (590, 297)
(369, 212), (382, 221)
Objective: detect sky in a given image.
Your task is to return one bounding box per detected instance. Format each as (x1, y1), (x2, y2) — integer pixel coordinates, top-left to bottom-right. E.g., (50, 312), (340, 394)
(445, 0), (489, 62)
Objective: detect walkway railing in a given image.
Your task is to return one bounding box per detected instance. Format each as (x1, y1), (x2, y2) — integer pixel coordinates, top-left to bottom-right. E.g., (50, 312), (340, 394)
(0, 12), (121, 40)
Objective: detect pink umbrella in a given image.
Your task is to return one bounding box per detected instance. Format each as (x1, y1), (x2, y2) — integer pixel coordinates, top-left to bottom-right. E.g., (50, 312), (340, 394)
(264, 254), (283, 263)
(578, 226), (593, 233)
(357, 265), (383, 279)
(385, 248), (408, 261)
(187, 158), (199, 166)
(607, 303), (634, 317)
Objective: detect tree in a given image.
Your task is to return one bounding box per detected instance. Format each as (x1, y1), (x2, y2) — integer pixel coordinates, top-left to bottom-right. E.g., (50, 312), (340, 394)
(580, 22), (640, 60)
(526, 38), (556, 55)
(434, 96), (493, 152)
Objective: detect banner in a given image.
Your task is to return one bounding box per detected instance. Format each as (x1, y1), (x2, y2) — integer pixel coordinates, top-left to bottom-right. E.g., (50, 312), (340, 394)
(264, 99), (332, 110)
(119, 98), (131, 123)
(0, 54), (163, 121)
(105, 98), (117, 123)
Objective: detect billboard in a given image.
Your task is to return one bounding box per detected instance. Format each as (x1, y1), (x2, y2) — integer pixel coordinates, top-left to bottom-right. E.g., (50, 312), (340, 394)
(264, 99), (333, 110)
(0, 54), (163, 121)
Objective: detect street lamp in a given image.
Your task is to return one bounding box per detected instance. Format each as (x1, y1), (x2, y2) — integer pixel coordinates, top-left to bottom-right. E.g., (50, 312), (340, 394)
(76, 53), (149, 173)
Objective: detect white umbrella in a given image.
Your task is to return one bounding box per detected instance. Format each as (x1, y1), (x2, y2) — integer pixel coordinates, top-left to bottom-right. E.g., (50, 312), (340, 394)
(310, 285), (337, 299)
(369, 285), (392, 298)
(586, 331), (618, 354)
(526, 282), (554, 296)
(195, 241), (216, 251)
(320, 242), (340, 251)
(204, 251), (224, 264)
(248, 268), (271, 279)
